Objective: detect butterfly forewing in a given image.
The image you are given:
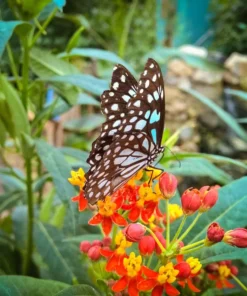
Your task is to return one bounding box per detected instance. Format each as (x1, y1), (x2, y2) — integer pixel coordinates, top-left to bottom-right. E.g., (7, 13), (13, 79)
(84, 132), (155, 204)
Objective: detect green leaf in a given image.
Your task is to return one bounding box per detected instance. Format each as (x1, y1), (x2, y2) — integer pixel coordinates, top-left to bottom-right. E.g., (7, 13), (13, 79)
(163, 152), (247, 171)
(34, 222), (90, 284)
(12, 206), (28, 250)
(35, 139), (76, 202)
(0, 118), (6, 146)
(0, 191), (25, 213)
(0, 75), (30, 138)
(0, 21), (22, 57)
(55, 285), (99, 296)
(164, 158), (232, 184)
(59, 48), (135, 74)
(59, 147), (89, 169)
(63, 234), (102, 243)
(65, 27), (84, 53)
(39, 191), (54, 223)
(41, 74), (108, 96)
(181, 87), (247, 142)
(63, 114), (105, 133)
(50, 204), (66, 228)
(0, 276), (69, 296)
(0, 94), (16, 138)
(225, 88), (247, 102)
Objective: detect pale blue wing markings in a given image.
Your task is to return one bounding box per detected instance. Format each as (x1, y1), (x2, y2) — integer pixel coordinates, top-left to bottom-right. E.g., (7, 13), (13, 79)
(142, 138), (149, 150)
(135, 119), (147, 130)
(150, 110), (160, 124)
(151, 128), (157, 144)
(144, 110), (151, 119)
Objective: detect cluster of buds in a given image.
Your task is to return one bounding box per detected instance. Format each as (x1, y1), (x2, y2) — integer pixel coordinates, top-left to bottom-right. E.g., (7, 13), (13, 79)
(68, 168), (247, 295)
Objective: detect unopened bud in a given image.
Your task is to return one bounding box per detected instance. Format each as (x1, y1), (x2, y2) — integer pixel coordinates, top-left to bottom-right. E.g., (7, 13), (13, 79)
(80, 241), (91, 253)
(159, 172), (177, 199)
(181, 188), (201, 215)
(223, 228), (247, 248)
(123, 223), (146, 242)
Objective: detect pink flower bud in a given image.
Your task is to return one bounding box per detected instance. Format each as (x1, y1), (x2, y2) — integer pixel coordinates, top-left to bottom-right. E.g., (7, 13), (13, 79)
(206, 222), (225, 244)
(230, 266), (238, 276)
(154, 231), (166, 254)
(80, 241), (91, 253)
(92, 240), (103, 247)
(205, 263), (219, 273)
(123, 223), (146, 242)
(174, 262), (191, 280)
(219, 260), (232, 266)
(199, 186), (219, 212)
(223, 228), (247, 248)
(102, 237), (112, 247)
(159, 172), (177, 199)
(181, 188), (201, 215)
(138, 235), (156, 255)
(87, 245), (101, 261)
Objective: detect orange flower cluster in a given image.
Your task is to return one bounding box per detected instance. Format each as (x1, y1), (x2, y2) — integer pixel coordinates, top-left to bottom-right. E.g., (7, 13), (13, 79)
(68, 168), (247, 295)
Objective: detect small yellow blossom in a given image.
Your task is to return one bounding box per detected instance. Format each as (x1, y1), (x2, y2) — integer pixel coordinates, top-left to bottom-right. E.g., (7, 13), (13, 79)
(97, 196), (116, 217)
(123, 252), (142, 277)
(186, 257), (202, 275)
(169, 204), (183, 221)
(128, 169), (143, 186)
(157, 262), (179, 284)
(68, 168), (86, 189)
(218, 265), (231, 279)
(115, 231), (132, 255)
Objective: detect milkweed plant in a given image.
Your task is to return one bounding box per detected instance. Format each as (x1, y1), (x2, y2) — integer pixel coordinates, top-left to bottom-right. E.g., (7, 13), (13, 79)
(68, 168), (247, 296)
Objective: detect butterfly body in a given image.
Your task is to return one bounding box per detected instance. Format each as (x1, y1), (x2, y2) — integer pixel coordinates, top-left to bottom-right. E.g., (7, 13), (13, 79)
(84, 59), (165, 204)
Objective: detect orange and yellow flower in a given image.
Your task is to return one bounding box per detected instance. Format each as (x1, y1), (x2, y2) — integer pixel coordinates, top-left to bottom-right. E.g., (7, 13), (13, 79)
(88, 196), (127, 236)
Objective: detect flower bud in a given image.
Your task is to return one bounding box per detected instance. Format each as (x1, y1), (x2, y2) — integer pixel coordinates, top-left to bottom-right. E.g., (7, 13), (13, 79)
(159, 172), (177, 199)
(181, 188), (201, 215)
(123, 223), (146, 242)
(199, 186), (219, 212)
(102, 237), (112, 247)
(223, 228), (247, 248)
(230, 266), (238, 276)
(206, 222), (224, 245)
(87, 245), (101, 261)
(205, 263), (219, 273)
(154, 231), (166, 254)
(138, 235), (156, 255)
(219, 260), (231, 266)
(92, 240), (103, 247)
(80, 241), (91, 253)
(174, 262), (191, 280)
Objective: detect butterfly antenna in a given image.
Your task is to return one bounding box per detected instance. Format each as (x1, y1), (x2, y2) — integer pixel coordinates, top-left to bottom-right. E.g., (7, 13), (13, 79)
(158, 146), (181, 168)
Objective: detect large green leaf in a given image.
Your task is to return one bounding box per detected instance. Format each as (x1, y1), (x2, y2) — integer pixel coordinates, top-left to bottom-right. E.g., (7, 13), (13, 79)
(164, 158), (232, 184)
(41, 75), (108, 96)
(0, 191), (25, 213)
(35, 139), (76, 202)
(59, 48), (135, 73)
(163, 152), (247, 171)
(0, 276), (69, 296)
(59, 147), (89, 169)
(63, 234), (102, 244)
(181, 87), (247, 142)
(12, 206), (27, 250)
(225, 88), (247, 102)
(34, 221), (90, 284)
(0, 21), (22, 57)
(63, 114), (105, 133)
(0, 76), (30, 138)
(55, 285), (99, 296)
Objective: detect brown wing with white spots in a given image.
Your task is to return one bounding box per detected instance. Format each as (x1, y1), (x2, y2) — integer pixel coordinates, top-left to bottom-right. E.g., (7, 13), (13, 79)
(84, 132), (156, 204)
(118, 58), (165, 146)
(85, 65), (138, 181)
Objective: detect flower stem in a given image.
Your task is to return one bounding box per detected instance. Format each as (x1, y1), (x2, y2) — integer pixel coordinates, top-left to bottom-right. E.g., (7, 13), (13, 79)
(180, 244), (205, 255)
(147, 253), (153, 267)
(23, 158), (33, 275)
(178, 212), (202, 242)
(169, 215), (187, 250)
(111, 224), (118, 249)
(21, 37), (30, 110)
(6, 43), (22, 90)
(181, 239), (205, 251)
(165, 199), (170, 248)
(231, 274), (247, 291)
(145, 226), (166, 253)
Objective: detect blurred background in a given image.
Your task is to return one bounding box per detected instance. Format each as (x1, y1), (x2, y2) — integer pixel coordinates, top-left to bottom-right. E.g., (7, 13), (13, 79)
(0, 0), (247, 293)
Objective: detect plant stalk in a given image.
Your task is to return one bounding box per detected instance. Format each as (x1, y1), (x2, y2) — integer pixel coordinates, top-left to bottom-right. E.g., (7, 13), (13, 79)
(168, 215), (187, 250)
(231, 274), (247, 291)
(6, 43), (22, 90)
(178, 212), (202, 242)
(23, 157), (34, 275)
(180, 244), (205, 255)
(165, 199), (170, 247)
(181, 239), (205, 251)
(21, 37), (30, 110)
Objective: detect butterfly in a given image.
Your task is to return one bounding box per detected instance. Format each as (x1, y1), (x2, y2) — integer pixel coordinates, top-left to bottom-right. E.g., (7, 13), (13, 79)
(84, 58), (165, 204)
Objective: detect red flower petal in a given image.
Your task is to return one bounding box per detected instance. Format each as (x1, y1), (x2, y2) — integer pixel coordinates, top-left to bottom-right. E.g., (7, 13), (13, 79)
(100, 248), (114, 257)
(71, 195), (80, 202)
(177, 280), (185, 288)
(216, 280), (223, 289)
(165, 283), (180, 296)
(156, 205), (163, 217)
(114, 195), (123, 210)
(78, 194), (88, 211)
(176, 254), (184, 263)
(129, 207), (141, 222)
(152, 285), (164, 296)
(102, 216), (112, 236)
(116, 255), (127, 276)
(106, 253), (119, 272)
(112, 275), (128, 292)
(88, 213), (103, 225)
(223, 279), (234, 288)
(142, 266), (158, 278)
(187, 278), (200, 292)
(112, 212), (128, 226)
(138, 279), (157, 291)
(128, 278), (139, 296)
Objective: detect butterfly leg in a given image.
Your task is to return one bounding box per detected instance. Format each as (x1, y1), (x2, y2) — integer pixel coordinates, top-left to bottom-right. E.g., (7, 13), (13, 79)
(145, 166), (164, 185)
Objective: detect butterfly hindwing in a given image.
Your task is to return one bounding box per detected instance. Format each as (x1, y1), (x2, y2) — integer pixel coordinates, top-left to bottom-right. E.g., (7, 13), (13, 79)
(85, 132), (156, 204)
